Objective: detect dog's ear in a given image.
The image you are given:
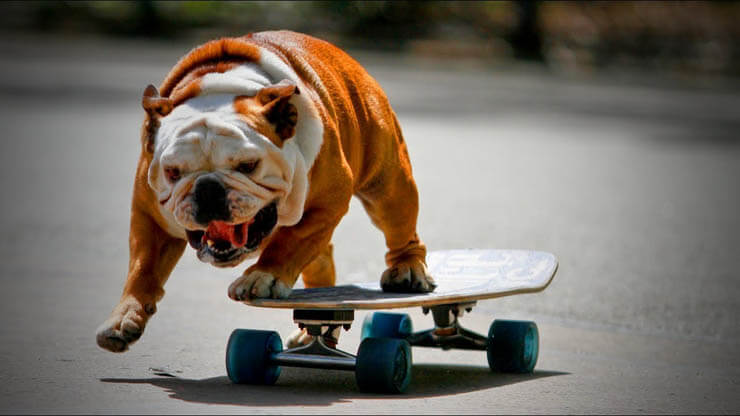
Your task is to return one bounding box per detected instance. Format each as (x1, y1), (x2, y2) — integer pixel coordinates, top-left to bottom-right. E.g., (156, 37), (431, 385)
(256, 80), (300, 142)
(142, 84), (173, 117)
(141, 85), (172, 153)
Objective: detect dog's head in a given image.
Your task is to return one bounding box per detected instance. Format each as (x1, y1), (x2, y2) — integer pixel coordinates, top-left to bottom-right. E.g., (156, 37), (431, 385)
(142, 78), (309, 268)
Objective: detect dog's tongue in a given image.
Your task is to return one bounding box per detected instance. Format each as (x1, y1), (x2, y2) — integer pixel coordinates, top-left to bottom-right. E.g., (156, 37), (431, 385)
(206, 221), (248, 248)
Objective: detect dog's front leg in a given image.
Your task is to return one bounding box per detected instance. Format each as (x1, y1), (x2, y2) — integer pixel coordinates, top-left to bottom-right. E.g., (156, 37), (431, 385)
(228, 204), (347, 300)
(96, 204), (186, 352)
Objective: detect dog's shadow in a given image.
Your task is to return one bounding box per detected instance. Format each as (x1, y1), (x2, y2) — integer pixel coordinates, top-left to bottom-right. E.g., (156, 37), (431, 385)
(101, 365), (569, 407)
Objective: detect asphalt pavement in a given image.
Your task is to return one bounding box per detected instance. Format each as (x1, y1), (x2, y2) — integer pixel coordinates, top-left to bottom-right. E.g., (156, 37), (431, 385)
(0, 35), (739, 414)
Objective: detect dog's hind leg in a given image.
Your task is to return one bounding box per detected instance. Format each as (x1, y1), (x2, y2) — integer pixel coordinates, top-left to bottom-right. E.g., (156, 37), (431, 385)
(301, 243), (336, 288)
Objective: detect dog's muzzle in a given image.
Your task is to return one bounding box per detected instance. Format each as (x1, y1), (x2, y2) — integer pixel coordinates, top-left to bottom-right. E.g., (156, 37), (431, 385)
(185, 175), (279, 266)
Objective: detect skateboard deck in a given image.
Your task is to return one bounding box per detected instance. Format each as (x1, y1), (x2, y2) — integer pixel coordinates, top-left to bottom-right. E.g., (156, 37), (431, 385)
(242, 249), (558, 309)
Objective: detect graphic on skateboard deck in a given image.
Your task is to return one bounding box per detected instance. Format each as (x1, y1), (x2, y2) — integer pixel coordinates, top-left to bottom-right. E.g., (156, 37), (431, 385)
(226, 249), (558, 393)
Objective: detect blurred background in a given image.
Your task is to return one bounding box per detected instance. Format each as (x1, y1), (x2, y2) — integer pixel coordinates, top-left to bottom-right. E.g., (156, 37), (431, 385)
(1, 1), (739, 413)
(2, 1), (739, 80)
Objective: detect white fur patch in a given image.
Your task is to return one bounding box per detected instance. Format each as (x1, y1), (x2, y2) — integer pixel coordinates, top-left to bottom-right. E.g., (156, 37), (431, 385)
(157, 204), (186, 239)
(257, 49), (324, 169)
(199, 63), (271, 97)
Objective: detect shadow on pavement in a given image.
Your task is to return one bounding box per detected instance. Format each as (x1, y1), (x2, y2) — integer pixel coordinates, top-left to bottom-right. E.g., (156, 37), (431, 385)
(101, 365), (568, 407)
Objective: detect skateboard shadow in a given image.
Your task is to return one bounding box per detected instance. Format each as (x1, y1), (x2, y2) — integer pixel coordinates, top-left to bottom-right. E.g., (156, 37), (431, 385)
(100, 365), (569, 407)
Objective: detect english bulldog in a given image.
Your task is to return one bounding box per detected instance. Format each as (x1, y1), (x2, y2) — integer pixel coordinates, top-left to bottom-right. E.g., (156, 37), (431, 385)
(96, 31), (435, 353)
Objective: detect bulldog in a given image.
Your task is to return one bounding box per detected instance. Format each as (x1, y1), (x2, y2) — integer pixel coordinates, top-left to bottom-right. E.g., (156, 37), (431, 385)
(96, 31), (435, 353)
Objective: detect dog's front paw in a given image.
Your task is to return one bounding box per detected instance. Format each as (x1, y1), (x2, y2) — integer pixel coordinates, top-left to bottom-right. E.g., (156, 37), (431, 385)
(96, 296), (155, 353)
(381, 258), (436, 293)
(228, 269), (292, 300)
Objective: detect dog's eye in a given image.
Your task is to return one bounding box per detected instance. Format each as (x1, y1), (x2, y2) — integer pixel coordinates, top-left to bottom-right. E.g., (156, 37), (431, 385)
(236, 160), (259, 175)
(164, 167), (181, 183)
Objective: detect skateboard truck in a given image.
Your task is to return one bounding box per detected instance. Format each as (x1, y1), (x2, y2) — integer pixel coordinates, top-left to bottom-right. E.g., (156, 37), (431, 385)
(271, 309), (357, 371)
(271, 302), (488, 374)
(413, 302), (488, 350)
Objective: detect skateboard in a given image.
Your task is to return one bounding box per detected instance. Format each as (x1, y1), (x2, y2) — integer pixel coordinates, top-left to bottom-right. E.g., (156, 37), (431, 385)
(226, 249), (558, 393)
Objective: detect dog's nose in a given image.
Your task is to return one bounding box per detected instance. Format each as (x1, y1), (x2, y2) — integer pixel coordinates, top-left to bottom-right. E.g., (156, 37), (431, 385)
(193, 174), (230, 225)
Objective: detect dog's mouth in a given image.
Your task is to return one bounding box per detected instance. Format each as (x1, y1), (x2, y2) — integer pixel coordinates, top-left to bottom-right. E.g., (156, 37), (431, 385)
(185, 202), (278, 265)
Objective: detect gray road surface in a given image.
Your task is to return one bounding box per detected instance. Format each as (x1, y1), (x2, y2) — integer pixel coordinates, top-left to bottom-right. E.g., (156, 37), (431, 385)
(0, 35), (739, 414)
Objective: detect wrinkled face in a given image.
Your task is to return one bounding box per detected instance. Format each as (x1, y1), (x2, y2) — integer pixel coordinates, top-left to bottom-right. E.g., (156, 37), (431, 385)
(148, 93), (308, 267)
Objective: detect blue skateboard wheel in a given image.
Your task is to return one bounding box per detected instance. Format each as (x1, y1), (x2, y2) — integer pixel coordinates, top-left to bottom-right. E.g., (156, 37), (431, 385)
(226, 329), (282, 384)
(355, 337), (412, 394)
(361, 312), (413, 340)
(487, 320), (539, 373)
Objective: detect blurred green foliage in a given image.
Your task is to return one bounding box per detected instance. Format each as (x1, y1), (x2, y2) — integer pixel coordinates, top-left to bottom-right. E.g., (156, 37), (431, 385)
(2, 1), (738, 77)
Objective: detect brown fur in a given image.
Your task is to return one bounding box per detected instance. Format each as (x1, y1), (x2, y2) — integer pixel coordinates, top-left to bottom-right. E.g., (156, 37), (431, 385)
(233, 82), (300, 147)
(97, 31), (429, 353)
